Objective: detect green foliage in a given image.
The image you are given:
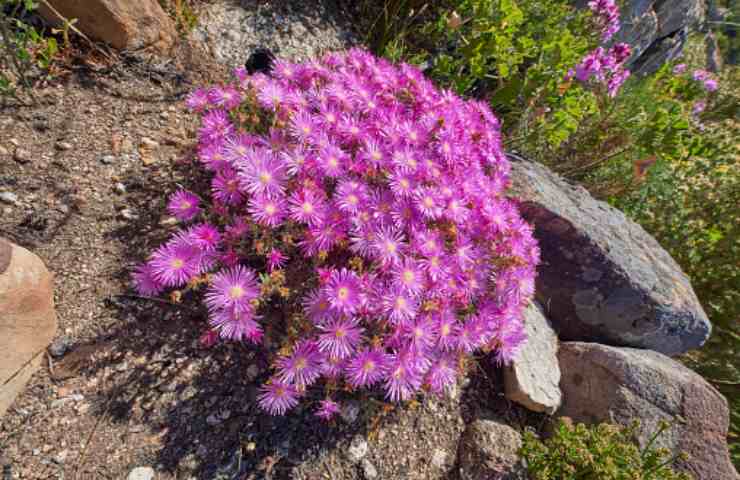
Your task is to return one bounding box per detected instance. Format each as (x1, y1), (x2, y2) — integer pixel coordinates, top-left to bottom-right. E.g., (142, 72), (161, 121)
(159, 0), (200, 34)
(371, 0), (601, 148)
(0, 0), (66, 101)
(521, 419), (693, 480)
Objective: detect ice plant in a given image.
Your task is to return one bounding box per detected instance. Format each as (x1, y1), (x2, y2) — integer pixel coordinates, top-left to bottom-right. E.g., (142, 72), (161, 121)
(133, 49), (539, 416)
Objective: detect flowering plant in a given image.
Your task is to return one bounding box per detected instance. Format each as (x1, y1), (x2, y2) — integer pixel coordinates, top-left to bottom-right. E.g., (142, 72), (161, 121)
(133, 49), (539, 417)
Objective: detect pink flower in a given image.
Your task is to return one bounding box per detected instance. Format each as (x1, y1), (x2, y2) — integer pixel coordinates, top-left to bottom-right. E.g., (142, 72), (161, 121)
(325, 269), (363, 315)
(205, 265), (260, 313)
(258, 379), (299, 415)
(315, 398), (341, 421)
(167, 190), (201, 222)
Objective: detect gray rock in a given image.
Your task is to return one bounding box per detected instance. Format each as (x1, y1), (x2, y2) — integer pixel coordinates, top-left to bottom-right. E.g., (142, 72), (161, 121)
(48, 335), (72, 358)
(347, 435), (368, 463)
(13, 148), (32, 164)
(127, 466), (155, 480)
(593, 0), (705, 75)
(458, 416), (526, 480)
(558, 342), (739, 480)
(340, 400), (360, 424)
(504, 301), (562, 414)
(56, 141), (73, 151)
(100, 154), (116, 164)
(361, 458), (378, 479)
(0, 191), (18, 205)
(52, 449), (69, 464)
(507, 156), (710, 356)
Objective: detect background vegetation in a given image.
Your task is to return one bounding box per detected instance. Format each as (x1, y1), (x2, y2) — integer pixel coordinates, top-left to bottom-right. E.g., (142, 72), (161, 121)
(353, 0), (739, 467)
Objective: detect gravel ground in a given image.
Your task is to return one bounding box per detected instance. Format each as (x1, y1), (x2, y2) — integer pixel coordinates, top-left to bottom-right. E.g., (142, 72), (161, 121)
(192, 0), (357, 67)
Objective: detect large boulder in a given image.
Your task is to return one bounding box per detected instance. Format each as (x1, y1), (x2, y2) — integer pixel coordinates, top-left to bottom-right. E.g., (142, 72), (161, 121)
(507, 156), (710, 356)
(0, 238), (57, 418)
(39, 0), (176, 52)
(504, 301), (562, 414)
(458, 416), (527, 480)
(558, 342), (739, 480)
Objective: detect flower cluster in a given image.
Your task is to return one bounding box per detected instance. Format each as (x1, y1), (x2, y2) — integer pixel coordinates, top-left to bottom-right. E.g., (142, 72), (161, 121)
(670, 65), (719, 116)
(588, 0), (621, 42)
(573, 43), (632, 97)
(690, 69), (719, 92)
(567, 0), (630, 98)
(134, 49), (539, 417)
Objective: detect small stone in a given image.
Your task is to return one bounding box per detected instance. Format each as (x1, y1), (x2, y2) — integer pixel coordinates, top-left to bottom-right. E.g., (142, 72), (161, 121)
(119, 209), (138, 220)
(49, 336), (72, 358)
(347, 435), (368, 463)
(340, 400), (360, 424)
(0, 145), (8, 156)
(114, 182), (127, 194)
(159, 216), (178, 226)
(53, 449), (69, 464)
(246, 364), (260, 381)
(361, 458), (378, 479)
(140, 137), (159, 148)
(206, 412), (223, 426)
(13, 148), (31, 164)
(56, 141), (73, 151)
(431, 448), (448, 469)
(100, 155), (116, 164)
(127, 466), (155, 480)
(0, 191), (18, 205)
(33, 448), (41, 455)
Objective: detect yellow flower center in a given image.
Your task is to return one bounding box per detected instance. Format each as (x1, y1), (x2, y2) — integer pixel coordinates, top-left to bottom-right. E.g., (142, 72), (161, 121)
(265, 204), (276, 215)
(259, 172), (272, 184)
(386, 241), (397, 253)
(337, 287), (350, 300)
(229, 286), (245, 299)
(348, 194), (358, 205)
(400, 179), (410, 189)
(328, 157), (339, 168)
(396, 297), (407, 309)
(295, 358), (306, 370)
(363, 360), (375, 372)
(302, 202), (314, 214)
(171, 258), (184, 269)
(423, 197), (434, 208)
(335, 328), (346, 338)
(441, 324), (451, 336)
(180, 201), (191, 210)
(402, 270), (415, 284)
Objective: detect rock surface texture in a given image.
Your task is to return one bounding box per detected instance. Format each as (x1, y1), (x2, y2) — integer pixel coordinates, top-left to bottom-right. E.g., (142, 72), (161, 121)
(558, 342), (739, 480)
(507, 156), (711, 356)
(0, 238), (57, 418)
(504, 301), (562, 414)
(39, 0), (176, 52)
(458, 416), (527, 480)
(574, 0), (706, 74)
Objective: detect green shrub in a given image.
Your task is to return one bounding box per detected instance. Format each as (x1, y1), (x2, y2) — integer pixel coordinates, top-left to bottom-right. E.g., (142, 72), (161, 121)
(0, 0), (65, 102)
(521, 419), (692, 480)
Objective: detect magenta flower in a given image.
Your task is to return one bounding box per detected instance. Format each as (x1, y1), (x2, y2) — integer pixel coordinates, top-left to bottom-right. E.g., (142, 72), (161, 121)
(315, 398), (341, 421)
(167, 190), (201, 222)
(317, 317), (364, 359)
(384, 352), (423, 402)
(392, 259), (424, 296)
(325, 269), (363, 315)
(425, 353), (458, 394)
(132, 263), (164, 296)
(673, 63), (687, 75)
(209, 308), (263, 343)
(249, 193), (287, 228)
(703, 79), (718, 92)
(205, 265), (259, 313)
(238, 149), (286, 196)
(149, 242), (201, 287)
(267, 248), (287, 272)
(345, 349), (389, 388)
(289, 188), (326, 226)
(276, 340), (323, 387)
(258, 379), (300, 415)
